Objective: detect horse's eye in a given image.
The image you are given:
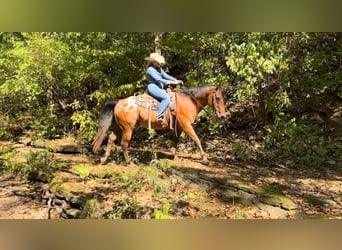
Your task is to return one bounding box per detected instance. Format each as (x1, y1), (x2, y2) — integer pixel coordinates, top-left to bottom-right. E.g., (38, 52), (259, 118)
(215, 97), (221, 102)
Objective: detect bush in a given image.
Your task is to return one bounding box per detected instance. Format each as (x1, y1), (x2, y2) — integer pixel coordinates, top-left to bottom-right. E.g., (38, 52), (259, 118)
(0, 148), (66, 180)
(263, 116), (341, 168)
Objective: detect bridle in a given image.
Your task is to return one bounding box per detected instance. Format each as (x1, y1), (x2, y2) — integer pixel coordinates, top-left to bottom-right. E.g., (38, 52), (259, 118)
(212, 89), (219, 114)
(211, 89), (226, 118)
(187, 87), (222, 117)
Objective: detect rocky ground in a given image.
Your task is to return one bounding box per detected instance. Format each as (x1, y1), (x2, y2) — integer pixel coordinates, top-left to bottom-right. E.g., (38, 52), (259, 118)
(0, 134), (341, 219)
(0, 178), (48, 219)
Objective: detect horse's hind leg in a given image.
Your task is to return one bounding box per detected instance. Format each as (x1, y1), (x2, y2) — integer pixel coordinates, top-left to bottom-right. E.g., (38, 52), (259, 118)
(170, 127), (182, 159)
(100, 132), (117, 165)
(121, 128), (134, 164)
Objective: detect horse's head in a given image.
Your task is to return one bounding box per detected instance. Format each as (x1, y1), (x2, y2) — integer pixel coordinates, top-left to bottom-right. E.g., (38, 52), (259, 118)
(210, 85), (228, 119)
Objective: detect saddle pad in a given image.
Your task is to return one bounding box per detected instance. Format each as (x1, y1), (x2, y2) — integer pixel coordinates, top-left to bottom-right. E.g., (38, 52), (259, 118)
(135, 92), (175, 111)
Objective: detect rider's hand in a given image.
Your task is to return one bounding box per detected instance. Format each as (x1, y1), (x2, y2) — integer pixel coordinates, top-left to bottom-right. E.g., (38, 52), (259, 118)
(176, 80), (184, 85)
(170, 79), (184, 86)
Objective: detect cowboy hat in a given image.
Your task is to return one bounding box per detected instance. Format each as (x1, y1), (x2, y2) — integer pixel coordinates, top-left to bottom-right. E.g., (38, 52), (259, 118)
(144, 52), (165, 65)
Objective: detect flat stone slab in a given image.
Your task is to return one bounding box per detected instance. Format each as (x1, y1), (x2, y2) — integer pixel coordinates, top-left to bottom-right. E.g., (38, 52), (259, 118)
(259, 193), (299, 210)
(30, 136), (81, 153)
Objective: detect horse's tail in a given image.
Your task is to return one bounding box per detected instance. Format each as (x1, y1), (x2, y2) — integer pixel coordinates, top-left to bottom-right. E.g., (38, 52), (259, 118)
(92, 99), (118, 153)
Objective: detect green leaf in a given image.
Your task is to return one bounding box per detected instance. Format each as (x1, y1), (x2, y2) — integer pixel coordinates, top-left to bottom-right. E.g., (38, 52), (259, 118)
(76, 165), (91, 179)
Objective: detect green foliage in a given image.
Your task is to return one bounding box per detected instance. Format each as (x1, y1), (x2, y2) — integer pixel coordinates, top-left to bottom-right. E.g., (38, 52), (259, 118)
(110, 168), (146, 193)
(70, 110), (98, 141)
(233, 210), (246, 219)
(148, 129), (156, 139)
(0, 127), (10, 139)
(145, 167), (167, 197)
(79, 198), (98, 218)
(25, 150), (65, 174)
(107, 198), (141, 219)
(0, 146), (19, 173)
(0, 145), (12, 154)
(154, 202), (170, 219)
(226, 33), (286, 102)
(0, 32), (150, 140)
(263, 116), (341, 168)
(156, 159), (170, 171)
(76, 164), (91, 179)
(0, 148), (65, 178)
(231, 142), (248, 161)
(96, 169), (114, 179)
(265, 89), (291, 115)
(1, 32), (341, 170)
(208, 116), (225, 136)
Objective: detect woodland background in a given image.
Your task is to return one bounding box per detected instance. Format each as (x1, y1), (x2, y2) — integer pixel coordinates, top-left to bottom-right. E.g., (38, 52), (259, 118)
(1, 32), (341, 168)
(1, 32), (341, 219)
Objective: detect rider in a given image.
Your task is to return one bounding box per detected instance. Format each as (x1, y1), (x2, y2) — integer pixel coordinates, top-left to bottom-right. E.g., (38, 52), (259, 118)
(145, 52), (183, 125)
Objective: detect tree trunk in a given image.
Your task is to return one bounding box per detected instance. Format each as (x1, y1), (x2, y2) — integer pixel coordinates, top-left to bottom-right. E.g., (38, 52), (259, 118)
(154, 32), (163, 54)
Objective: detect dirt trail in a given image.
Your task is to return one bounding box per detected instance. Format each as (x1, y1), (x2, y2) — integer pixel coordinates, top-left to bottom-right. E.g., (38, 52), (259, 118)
(0, 178), (48, 219)
(0, 138), (341, 219)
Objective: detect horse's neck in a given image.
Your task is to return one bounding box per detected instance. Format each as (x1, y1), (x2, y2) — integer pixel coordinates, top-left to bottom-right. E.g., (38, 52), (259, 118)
(190, 91), (209, 109)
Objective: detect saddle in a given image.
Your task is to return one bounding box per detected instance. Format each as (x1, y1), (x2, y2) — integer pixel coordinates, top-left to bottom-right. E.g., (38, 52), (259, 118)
(135, 90), (176, 129)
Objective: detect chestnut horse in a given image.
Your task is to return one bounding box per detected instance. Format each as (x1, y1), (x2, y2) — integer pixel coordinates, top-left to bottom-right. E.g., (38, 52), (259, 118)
(92, 85), (228, 164)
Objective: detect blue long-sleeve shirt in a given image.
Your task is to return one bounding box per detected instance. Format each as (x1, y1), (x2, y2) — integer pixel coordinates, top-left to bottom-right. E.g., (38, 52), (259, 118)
(146, 66), (175, 89)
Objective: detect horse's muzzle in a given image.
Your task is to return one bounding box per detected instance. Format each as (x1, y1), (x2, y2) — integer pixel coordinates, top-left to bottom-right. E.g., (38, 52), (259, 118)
(216, 111), (228, 119)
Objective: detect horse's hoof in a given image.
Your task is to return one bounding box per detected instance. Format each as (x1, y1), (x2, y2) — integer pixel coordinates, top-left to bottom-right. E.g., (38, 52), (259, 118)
(125, 161), (137, 167)
(201, 157), (209, 165)
(100, 157), (107, 165)
(170, 147), (176, 155)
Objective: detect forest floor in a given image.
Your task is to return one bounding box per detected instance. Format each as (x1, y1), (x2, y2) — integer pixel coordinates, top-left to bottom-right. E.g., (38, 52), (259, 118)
(0, 130), (341, 219)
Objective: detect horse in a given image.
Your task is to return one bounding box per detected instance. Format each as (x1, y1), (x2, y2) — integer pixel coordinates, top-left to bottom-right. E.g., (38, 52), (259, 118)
(92, 85), (228, 164)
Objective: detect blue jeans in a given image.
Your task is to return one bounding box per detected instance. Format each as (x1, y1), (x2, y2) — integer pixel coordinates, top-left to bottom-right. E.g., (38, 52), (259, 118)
(147, 83), (170, 118)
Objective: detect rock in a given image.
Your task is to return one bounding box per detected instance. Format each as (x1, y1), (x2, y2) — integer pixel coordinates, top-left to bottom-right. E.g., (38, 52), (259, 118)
(53, 199), (68, 207)
(30, 137), (81, 154)
(329, 108), (342, 123)
(323, 198), (339, 208)
(220, 189), (257, 205)
(253, 142), (262, 150)
(69, 195), (87, 207)
(63, 208), (80, 219)
(260, 193), (298, 210)
(256, 203), (290, 219)
(249, 135), (256, 141)
(30, 139), (47, 149)
(328, 108), (342, 136)
(309, 113), (324, 124)
(56, 145), (80, 154)
(53, 191), (66, 201)
(19, 137), (32, 146)
(28, 170), (51, 183)
(228, 180), (259, 194)
(326, 160), (336, 165)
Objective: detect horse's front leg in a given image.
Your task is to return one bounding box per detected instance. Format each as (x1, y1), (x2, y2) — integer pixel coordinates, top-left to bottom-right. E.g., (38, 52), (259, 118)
(100, 132), (117, 165)
(179, 122), (208, 162)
